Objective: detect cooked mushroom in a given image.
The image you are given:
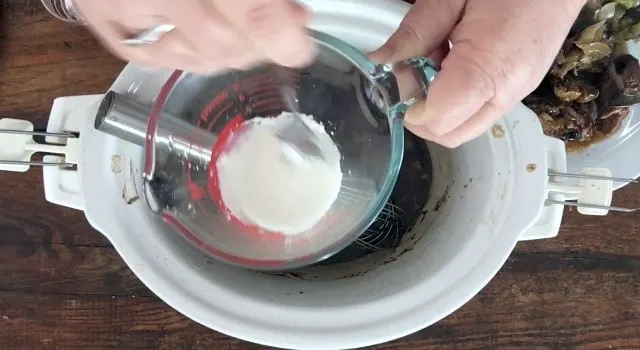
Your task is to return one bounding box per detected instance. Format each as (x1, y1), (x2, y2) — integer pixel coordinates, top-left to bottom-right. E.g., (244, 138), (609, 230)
(523, 0), (640, 150)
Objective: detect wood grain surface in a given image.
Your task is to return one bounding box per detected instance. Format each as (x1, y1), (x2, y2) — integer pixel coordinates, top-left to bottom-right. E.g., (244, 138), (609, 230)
(1, 1), (639, 349)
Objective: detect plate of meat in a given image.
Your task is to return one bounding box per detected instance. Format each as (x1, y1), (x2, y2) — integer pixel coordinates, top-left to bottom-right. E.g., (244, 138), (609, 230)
(523, 0), (640, 189)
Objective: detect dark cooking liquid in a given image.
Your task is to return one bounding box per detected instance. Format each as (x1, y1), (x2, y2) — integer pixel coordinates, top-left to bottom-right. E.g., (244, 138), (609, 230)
(314, 130), (433, 266)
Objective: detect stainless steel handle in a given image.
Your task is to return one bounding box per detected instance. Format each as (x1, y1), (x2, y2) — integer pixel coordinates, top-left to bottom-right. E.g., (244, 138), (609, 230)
(94, 91), (214, 164)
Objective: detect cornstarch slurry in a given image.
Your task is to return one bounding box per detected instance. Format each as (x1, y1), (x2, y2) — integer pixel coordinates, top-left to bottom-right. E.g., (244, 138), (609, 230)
(215, 112), (343, 236)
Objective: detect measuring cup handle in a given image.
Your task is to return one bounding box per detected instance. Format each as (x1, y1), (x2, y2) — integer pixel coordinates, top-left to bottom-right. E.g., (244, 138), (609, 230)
(373, 57), (438, 118)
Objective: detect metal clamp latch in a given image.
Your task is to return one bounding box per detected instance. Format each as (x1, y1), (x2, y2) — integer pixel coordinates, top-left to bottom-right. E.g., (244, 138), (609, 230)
(0, 118), (79, 172)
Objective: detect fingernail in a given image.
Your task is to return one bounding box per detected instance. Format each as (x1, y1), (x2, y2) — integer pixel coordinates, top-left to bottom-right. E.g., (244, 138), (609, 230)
(405, 102), (449, 139)
(423, 108), (445, 136)
(404, 100), (433, 124)
(368, 46), (392, 64)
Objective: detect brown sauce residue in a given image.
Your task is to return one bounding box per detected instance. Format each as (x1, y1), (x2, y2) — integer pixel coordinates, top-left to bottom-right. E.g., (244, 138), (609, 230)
(565, 115), (626, 153)
(491, 124), (505, 138)
(566, 131), (614, 153)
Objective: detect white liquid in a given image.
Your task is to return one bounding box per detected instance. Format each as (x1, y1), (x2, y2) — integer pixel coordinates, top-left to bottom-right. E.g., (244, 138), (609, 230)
(216, 112), (343, 236)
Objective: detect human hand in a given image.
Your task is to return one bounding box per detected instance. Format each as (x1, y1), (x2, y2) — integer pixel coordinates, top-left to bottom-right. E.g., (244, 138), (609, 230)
(370, 0), (587, 148)
(72, 0), (315, 72)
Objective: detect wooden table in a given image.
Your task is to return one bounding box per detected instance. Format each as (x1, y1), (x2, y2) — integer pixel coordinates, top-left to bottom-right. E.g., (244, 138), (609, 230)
(1, 1), (639, 349)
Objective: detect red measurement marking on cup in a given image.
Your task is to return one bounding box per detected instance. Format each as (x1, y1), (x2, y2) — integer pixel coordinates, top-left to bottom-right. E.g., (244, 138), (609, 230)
(185, 178), (204, 201)
(201, 90), (225, 121)
(206, 113), (243, 213)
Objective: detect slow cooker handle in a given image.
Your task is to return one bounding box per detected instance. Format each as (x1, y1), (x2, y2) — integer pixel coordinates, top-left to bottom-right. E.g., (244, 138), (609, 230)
(41, 95), (107, 212)
(498, 103), (553, 242)
(517, 136), (567, 241)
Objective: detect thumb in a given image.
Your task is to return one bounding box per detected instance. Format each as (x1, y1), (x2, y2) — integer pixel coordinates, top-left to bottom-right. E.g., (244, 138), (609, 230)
(369, 0), (463, 63)
(403, 0), (585, 147)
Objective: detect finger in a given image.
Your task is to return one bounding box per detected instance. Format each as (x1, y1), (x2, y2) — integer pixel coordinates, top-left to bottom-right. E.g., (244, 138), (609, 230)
(428, 42), (450, 67)
(289, 1), (311, 23)
(404, 121), (441, 142)
(165, 0), (257, 65)
(102, 20), (203, 69)
(369, 0), (463, 63)
(404, 100), (501, 148)
(77, 2), (201, 68)
(190, 0), (308, 70)
(404, 45), (500, 136)
(75, 0), (159, 57)
(213, 0), (315, 67)
(425, 101), (504, 148)
(414, 0), (586, 140)
(133, 29), (205, 69)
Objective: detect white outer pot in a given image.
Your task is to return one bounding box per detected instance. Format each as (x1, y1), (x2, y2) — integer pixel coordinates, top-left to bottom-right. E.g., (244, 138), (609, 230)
(41, 1), (569, 349)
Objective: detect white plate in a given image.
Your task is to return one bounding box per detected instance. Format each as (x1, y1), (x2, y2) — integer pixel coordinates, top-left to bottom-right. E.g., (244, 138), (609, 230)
(566, 41), (640, 189)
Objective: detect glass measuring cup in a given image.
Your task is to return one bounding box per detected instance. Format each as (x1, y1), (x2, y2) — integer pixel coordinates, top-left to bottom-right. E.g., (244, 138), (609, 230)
(141, 29), (437, 270)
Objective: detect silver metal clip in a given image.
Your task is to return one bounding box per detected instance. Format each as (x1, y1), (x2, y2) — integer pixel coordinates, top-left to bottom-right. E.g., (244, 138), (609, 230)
(0, 118), (79, 172)
(547, 168), (638, 215)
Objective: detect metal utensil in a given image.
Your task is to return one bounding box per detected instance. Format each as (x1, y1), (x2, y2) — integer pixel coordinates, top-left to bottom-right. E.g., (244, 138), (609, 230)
(122, 24), (176, 47)
(0, 118), (79, 171)
(546, 170), (639, 214)
(546, 199), (639, 213)
(548, 170), (640, 184)
(274, 69), (326, 163)
(94, 91), (214, 164)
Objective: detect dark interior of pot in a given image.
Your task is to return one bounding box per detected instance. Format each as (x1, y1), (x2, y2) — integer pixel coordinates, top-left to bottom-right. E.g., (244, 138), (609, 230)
(315, 129), (433, 265)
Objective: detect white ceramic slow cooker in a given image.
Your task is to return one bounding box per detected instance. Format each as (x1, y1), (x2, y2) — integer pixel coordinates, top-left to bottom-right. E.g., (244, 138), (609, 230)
(37, 0), (575, 349)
